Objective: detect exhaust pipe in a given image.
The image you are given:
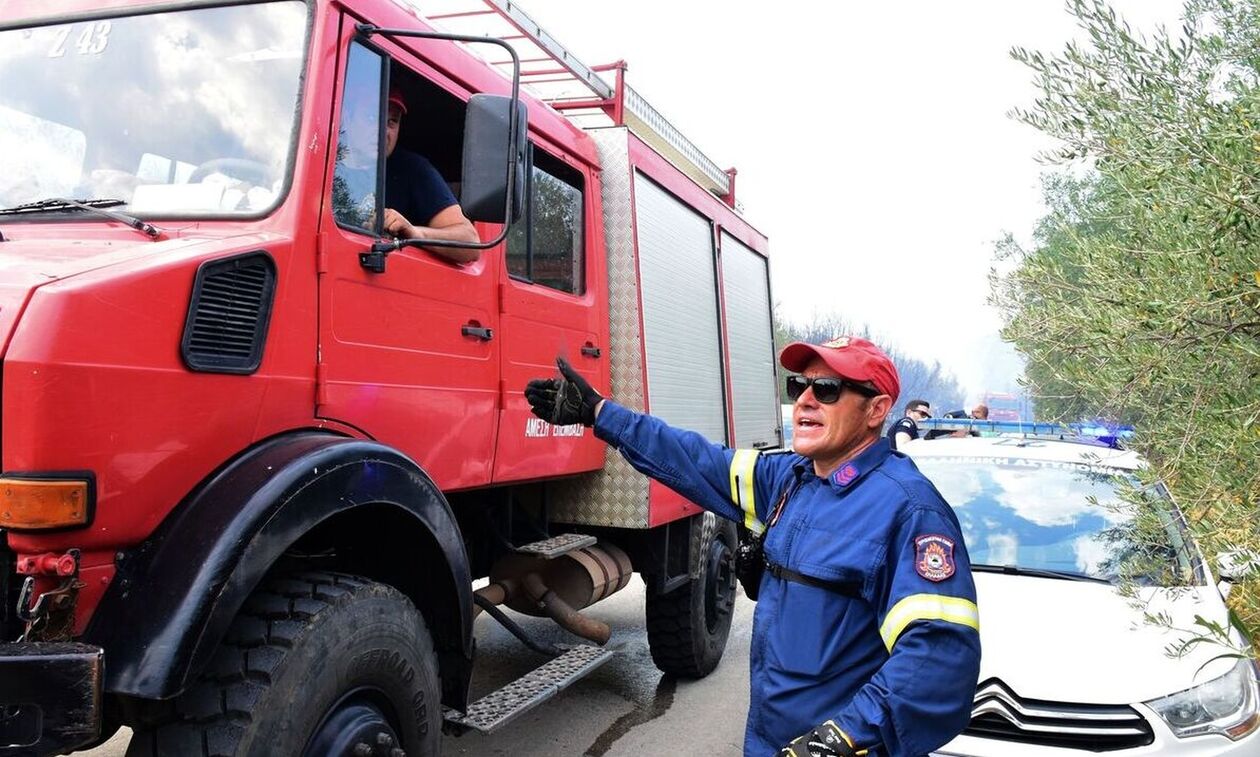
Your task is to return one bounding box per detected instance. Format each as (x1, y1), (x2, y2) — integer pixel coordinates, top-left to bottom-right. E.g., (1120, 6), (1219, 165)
(522, 572), (610, 645)
(480, 541), (634, 645)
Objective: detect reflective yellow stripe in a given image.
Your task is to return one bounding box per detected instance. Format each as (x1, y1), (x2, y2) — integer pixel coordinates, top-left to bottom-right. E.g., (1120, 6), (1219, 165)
(879, 594), (979, 652)
(728, 449), (762, 534)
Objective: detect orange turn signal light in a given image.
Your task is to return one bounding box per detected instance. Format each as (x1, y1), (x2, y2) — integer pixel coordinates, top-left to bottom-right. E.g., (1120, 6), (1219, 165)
(0, 475), (92, 530)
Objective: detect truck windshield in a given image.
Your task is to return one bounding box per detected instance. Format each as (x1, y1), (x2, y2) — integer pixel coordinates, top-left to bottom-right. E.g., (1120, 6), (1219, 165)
(0, 2), (307, 217)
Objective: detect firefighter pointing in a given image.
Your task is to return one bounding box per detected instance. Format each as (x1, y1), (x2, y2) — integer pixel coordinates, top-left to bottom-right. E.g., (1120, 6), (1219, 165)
(526, 337), (981, 757)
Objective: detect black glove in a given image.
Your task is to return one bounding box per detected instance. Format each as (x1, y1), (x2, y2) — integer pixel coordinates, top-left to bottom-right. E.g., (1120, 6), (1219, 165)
(778, 721), (861, 757)
(523, 357), (603, 427)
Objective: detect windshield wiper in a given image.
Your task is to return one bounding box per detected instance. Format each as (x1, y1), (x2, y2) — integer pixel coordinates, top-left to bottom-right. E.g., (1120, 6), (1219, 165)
(0, 198), (161, 239)
(974, 564), (1113, 584)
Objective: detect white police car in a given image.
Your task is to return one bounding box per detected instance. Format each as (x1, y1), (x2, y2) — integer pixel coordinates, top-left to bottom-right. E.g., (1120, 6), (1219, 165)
(903, 426), (1260, 756)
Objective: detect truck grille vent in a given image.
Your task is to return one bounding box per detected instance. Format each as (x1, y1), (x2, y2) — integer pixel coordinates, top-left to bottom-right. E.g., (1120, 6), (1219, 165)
(962, 678), (1154, 751)
(181, 252), (276, 374)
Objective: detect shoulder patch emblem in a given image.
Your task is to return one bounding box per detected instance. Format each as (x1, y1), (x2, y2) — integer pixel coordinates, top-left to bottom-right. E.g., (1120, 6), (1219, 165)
(915, 534), (956, 582)
(833, 462), (859, 486)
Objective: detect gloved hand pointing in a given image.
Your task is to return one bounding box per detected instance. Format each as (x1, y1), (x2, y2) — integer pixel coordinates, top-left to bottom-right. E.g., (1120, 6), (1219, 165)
(524, 357), (604, 427)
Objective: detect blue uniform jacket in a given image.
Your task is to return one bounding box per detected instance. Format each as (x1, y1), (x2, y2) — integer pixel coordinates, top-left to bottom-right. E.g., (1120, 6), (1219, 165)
(595, 402), (981, 757)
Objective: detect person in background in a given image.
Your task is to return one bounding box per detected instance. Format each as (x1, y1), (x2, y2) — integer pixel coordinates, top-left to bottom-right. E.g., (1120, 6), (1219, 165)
(524, 337), (980, 756)
(954, 403), (990, 438)
(382, 87), (481, 263)
(922, 404), (990, 441)
(886, 399), (930, 450)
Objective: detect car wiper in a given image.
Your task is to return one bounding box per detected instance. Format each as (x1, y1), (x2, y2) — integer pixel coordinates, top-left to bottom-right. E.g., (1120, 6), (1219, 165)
(0, 197), (161, 238)
(973, 564), (1113, 584)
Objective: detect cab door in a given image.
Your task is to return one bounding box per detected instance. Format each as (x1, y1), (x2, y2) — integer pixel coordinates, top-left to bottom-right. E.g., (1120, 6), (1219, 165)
(316, 36), (499, 490)
(492, 145), (606, 482)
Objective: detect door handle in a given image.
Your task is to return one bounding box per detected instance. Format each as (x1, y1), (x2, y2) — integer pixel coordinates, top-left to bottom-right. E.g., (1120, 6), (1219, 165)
(462, 324), (494, 341)
(581, 345), (601, 358)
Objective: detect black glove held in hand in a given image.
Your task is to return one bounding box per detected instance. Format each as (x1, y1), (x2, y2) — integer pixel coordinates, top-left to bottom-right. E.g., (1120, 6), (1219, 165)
(523, 357), (603, 427)
(778, 720), (861, 757)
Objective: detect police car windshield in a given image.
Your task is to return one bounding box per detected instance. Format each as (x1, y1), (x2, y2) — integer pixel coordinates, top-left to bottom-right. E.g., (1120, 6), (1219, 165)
(0, 2), (307, 218)
(913, 455), (1195, 586)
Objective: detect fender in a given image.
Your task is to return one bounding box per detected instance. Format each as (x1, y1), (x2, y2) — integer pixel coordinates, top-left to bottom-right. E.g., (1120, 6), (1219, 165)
(83, 432), (472, 702)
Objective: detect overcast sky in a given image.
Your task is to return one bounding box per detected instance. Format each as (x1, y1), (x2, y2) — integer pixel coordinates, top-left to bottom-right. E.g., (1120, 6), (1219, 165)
(506, 0), (1186, 399)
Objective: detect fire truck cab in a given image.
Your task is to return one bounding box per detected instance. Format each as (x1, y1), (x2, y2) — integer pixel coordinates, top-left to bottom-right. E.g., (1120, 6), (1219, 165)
(0, 1), (778, 754)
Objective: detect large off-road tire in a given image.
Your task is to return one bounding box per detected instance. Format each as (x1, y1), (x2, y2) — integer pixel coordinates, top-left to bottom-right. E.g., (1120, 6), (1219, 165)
(126, 571), (440, 757)
(645, 516), (738, 678)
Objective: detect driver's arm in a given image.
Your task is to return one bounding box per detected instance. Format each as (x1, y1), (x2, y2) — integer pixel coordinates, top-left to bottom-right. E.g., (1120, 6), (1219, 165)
(383, 204), (480, 263)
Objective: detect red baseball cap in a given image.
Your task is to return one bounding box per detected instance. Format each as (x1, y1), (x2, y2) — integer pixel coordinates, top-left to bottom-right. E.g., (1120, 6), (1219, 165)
(779, 336), (900, 403)
(388, 87), (408, 116)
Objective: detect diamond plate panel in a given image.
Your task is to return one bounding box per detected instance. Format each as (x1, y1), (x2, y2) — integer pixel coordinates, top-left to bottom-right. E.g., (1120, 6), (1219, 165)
(514, 532), (596, 558)
(549, 128), (651, 529)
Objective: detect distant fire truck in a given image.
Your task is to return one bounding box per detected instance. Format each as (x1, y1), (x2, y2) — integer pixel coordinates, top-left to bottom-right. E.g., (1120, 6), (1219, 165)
(982, 391), (1026, 422)
(0, 1), (778, 754)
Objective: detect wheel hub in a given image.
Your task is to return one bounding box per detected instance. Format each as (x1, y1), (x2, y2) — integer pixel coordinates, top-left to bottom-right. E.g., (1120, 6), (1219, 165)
(304, 688), (406, 757)
(703, 537), (736, 634)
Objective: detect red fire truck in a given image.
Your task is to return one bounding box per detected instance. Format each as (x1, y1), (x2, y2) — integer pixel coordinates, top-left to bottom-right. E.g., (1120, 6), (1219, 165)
(0, 0), (779, 754)
(981, 392), (1024, 422)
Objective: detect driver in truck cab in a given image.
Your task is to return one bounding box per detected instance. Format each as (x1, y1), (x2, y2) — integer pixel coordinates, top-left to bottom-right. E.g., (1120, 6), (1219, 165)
(380, 87), (480, 262)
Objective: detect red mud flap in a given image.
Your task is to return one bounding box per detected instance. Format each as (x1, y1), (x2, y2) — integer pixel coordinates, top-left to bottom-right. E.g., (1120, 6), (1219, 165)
(0, 643), (102, 756)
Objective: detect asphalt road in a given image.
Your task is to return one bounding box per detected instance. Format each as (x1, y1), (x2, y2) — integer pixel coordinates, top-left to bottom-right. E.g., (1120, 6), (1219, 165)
(77, 579), (753, 756)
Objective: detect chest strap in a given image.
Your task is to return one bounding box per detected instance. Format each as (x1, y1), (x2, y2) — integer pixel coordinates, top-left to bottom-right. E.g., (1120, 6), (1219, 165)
(766, 561), (863, 598)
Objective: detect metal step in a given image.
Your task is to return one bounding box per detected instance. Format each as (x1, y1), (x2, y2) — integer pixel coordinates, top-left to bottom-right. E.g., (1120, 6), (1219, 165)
(443, 644), (615, 733)
(514, 532), (596, 559)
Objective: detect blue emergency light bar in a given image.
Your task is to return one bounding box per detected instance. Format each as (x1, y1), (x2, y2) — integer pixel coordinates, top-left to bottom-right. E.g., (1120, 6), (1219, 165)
(917, 418), (1135, 449)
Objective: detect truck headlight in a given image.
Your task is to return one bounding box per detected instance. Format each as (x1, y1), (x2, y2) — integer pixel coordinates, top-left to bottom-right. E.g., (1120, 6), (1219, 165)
(1146, 659), (1260, 740)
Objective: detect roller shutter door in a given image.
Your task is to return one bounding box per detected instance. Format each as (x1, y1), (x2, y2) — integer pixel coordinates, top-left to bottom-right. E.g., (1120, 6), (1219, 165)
(721, 231), (779, 449)
(633, 173), (727, 442)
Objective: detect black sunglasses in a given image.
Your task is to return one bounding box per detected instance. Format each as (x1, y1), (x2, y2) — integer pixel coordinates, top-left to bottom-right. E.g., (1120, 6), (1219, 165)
(785, 375), (881, 404)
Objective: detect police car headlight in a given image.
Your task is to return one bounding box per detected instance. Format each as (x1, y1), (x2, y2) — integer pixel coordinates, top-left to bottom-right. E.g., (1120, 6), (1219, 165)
(1146, 659), (1260, 740)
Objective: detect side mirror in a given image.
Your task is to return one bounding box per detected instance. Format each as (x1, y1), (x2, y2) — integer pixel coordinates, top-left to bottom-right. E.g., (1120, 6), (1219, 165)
(461, 94), (527, 224)
(1216, 550), (1260, 597)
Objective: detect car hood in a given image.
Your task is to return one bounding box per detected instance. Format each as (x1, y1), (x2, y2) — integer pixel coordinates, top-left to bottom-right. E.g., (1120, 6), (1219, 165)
(974, 572), (1237, 704)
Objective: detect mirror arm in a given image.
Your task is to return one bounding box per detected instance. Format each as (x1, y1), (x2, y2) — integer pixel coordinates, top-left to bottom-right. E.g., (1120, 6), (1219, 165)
(355, 23), (521, 256)
(359, 231), (511, 272)
(369, 231), (509, 254)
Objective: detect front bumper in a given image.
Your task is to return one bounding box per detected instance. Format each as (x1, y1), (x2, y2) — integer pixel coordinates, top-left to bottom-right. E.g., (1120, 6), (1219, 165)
(0, 643), (102, 756)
